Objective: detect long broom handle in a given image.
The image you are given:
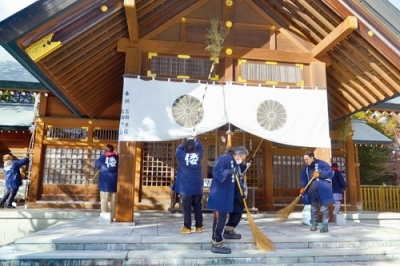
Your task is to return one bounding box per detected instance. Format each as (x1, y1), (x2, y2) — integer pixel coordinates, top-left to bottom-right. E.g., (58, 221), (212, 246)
(298, 176), (315, 198)
(192, 61), (216, 136)
(343, 189), (347, 213)
(88, 169), (100, 186)
(242, 139), (264, 176)
(235, 173), (250, 211)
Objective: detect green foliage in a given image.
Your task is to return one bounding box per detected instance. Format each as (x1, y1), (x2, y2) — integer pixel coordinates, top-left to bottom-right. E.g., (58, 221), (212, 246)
(359, 145), (391, 185)
(205, 18), (229, 59)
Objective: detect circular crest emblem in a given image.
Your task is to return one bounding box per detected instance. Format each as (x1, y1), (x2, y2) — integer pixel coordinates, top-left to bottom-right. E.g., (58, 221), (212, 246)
(257, 100), (287, 131)
(172, 95), (203, 128)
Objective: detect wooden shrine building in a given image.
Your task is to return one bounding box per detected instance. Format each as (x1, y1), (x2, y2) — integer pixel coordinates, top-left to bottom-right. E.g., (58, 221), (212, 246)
(0, 0), (399, 222)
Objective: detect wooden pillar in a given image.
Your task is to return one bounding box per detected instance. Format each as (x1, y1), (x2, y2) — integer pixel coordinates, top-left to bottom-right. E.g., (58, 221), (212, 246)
(27, 119), (45, 206)
(346, 136), (360, 210)
(265, 140), (274, 209)
(115, 47), (142, 222)
(116, 141), (136, 222)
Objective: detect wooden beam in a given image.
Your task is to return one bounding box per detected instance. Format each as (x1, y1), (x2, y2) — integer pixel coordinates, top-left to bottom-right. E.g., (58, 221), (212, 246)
(142, 0), (209, 40)
(328, 71), (369, 106)
(245, 0), (312, 53)
(124, 0), (139, 43)
(312, 16), (358, 57)
(118, 38), (319, 64)
(322, 0), (400, 71)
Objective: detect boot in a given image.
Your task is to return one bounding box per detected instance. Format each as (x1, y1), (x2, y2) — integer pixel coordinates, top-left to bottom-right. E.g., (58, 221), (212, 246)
(223, 225), (241, 239)
(310, 221), (318, 231)
(211, 241), (231, 254)
(320, 222), (329, 233)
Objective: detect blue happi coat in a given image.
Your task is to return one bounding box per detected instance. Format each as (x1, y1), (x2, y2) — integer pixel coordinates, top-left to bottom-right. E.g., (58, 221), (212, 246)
(95, 152), (119, 192)
(300, 158), (334, 205)
(207, 152), (245, 213)
(3, 158), (29, 190)
(173, 140), (204, 196)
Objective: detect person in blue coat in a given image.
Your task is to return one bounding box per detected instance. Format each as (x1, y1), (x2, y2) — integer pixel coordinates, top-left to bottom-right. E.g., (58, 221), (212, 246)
(300, 151), (333, 233)
(1, 154), (29, 208)
(173, 138), (204, 234)
(207, 146), (249, 254)
(331, 163), (347, 215)
(96, 144), (119, 220)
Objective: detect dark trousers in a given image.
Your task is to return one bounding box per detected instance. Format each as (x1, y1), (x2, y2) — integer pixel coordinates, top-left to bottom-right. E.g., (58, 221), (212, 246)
(180, 194), (203, 229)
(212, 187), (244, 243)
(1, 188), (18, 207)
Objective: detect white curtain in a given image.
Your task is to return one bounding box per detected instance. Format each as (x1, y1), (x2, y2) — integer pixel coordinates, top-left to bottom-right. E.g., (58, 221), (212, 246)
(119, 77), (331, 148)
(119, 77), (227, 141)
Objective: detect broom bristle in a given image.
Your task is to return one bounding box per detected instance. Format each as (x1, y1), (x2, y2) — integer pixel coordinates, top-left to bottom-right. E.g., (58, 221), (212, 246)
(277, 196), (301, 223)
(246, 209), (275, 251)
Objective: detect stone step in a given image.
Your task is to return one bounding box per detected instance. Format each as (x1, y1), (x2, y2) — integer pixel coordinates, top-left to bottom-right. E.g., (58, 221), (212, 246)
(1, 246), (400, 265)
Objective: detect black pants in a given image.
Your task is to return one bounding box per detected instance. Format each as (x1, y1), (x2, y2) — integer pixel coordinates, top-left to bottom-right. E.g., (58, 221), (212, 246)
(212, 183), (244, 243)
(1, 188), (18, 207)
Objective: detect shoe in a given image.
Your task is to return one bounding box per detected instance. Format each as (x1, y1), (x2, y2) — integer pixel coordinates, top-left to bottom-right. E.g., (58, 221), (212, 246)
(223, 230), (241, 239)
(5, 205), (16, 209)
(310, 221), (318, 231)
(211, 242), (231, 254)
(179, 227), (192, 234)
(195, 227), (203, 233)
(320, 222), (329, 233)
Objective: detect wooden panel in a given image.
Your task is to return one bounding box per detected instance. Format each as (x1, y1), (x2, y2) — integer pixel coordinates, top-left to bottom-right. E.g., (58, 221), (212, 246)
(234, 29), (269, 48)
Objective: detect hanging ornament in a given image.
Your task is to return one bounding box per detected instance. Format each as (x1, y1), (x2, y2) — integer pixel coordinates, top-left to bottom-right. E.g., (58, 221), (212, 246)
(226, 123), (234, 148)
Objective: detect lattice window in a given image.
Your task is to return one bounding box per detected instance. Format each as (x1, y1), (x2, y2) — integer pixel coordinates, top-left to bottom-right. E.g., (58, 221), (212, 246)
(239, 60), (304, 86)
(142, 142), (175, 186)
(273, 155), (303, 188)
(89, 149), (103, 185)
(148, 54), (216, 80)
(46, 126), (87, 140)
(42, 147), (101, 185)
(245, 140), (264, 188)
(332, 156), (346, 177)
(93, 128), (119, 141)
(332, 139), (345, 150)
(272, 142), (303, 149)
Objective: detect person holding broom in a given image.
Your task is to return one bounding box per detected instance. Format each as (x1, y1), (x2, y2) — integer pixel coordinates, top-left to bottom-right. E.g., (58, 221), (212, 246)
(300, 151), (334, 233)
(207, 146), (249, 254)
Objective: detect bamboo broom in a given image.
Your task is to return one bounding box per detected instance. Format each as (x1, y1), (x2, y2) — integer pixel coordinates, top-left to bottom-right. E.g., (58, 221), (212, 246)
(235, 174), (275, 251)
(276, 176), (315, 223)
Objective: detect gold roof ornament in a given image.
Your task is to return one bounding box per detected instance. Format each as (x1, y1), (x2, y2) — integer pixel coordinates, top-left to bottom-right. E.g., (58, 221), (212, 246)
(25, 33), (62, 62)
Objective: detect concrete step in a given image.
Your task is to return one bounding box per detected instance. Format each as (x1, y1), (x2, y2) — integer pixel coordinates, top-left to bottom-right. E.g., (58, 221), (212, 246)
(1, 246), (400, 265)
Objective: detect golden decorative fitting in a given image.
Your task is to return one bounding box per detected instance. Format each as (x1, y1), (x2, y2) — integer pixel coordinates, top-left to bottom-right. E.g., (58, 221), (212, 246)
(25, 33), (62, 62)
(88, 120), (93, 124)
(226, 48), (233, 55)
(226, 0), (233, 7)
(368, 30), (374, 37)
(101, 5), (108, 12)
(181, 17), (186, 23)
(270, 25), (275, 30)
(225, 21), (232, 28)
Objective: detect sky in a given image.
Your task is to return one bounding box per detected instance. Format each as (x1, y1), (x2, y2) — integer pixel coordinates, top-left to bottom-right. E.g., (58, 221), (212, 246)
(0, 0), (399, 21)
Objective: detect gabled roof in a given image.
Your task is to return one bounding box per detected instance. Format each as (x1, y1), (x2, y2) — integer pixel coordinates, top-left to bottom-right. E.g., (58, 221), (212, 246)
(351, 119), (393, 145)
(0, 0), (399, 121)
(0, 103), (35, 130)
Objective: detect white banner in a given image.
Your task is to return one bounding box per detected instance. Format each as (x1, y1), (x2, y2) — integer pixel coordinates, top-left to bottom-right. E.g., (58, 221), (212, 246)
(225, 84), (331, 148)
(119, 77), (331, 148)
(119, 78), (227, 141)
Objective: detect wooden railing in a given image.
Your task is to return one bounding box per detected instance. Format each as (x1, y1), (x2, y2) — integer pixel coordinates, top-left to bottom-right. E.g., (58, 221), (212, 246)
(361, 185), (400, 212)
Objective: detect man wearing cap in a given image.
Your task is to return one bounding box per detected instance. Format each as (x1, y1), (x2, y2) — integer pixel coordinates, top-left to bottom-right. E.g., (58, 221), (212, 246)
(173, 137), (204, 234)
(1, 154), (30, 208)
